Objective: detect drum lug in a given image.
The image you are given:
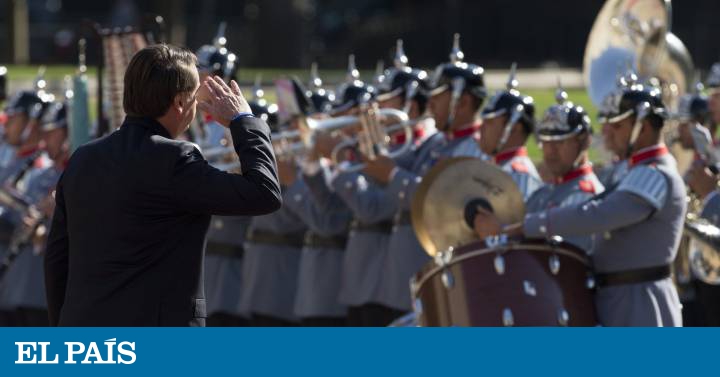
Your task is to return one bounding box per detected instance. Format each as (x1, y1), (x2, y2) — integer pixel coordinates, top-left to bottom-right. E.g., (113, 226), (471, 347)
(485, 234), (508, 248)
(433, 247), (454, 267)
(586, 275), (596, 290)
(547, 235), (564, 245)
(502, 308), (514, 326)
(549, 254), (560, 275)
(441, 270), (455, 289)
(494, 254), (505, 275)
(523, 280), (537, 296)
(557, 309), (570, 326)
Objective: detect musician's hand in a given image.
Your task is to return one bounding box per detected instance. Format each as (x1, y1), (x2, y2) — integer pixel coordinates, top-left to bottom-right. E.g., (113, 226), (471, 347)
(473, 207), (503, 239)
(197, 76), (252, 127)
(32, 225), (48, 256)
(687, 161), (719, 200)
(362, 155), (396, 185)
(313, 132), (345, 160)
(38, 192), (56, 218)
(277, 157), (297, 186)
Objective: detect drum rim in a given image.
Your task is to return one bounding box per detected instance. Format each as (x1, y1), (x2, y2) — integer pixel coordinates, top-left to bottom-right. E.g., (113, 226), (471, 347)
(412, 242), (590, 295)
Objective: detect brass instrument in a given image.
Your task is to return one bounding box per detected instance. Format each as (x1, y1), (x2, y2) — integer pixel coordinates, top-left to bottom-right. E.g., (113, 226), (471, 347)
(202, 106), (413, 171)
(681, 120), (720, 285)
(685, 215), (720, 284)
(330, 103), (411, 172)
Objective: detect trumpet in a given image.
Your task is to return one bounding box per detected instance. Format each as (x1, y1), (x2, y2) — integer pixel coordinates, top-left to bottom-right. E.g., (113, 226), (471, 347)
(330, 103), (411, 173)
(267, 106), (412, 162)
(200, 106), (414, 171)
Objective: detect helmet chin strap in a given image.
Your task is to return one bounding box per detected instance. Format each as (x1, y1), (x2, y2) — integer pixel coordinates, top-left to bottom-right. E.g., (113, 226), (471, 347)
(493, 104), (524, 155)
(625, 102), (651, 159)
(445, 77), (465, 132)
(571, 133), (591, 170)
(19, 121), (34, 145)
(402, 81), (419, 116)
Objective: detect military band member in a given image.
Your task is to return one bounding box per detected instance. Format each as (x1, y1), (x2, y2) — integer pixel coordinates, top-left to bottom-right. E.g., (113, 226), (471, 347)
(239, 155), (306, 326)
(283, 168), (351, 326)
(281, 56), (377, 326)
(362, 34), (486, 316)
(329, 41), (435, 326)
(477, 64), (542, 200)
(595, 75), (635, 187)
(193, 27), (239, 148)
(478, 83), (686, 326)
(523, 91), (604, 252)
(683, 64), (720, 326)
(0, 92), (48, 326)
(239, 104), (307, 327)
(0, 91), (45, 183)
(194, 34), (256, 326)
(0, 100), (69, 326)
(689, 63), (720, 219)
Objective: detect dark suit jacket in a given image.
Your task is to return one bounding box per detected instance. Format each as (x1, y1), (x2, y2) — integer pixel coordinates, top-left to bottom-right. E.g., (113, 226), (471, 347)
(44, 115), (281, 326)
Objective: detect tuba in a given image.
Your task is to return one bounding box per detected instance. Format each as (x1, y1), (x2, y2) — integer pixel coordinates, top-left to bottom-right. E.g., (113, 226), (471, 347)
(583, 0), (694, 170)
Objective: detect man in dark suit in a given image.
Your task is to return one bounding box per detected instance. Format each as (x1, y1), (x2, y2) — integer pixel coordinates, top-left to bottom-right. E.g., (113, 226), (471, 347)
(43, 44), (282, 327)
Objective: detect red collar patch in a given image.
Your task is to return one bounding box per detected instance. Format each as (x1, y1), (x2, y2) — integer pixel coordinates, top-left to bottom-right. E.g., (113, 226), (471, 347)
(629, 144), (668, 168)
(555, 164), (593, 184)
(449, 122), (480, 140)
(494, 147), (528, 165)
(578, 179), (596, 194)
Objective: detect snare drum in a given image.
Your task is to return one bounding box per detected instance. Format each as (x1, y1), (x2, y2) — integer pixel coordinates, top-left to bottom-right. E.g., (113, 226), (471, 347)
(411, 238), (597, 326)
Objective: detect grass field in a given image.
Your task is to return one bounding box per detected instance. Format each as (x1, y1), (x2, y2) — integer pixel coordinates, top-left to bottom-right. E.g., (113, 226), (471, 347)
(4, 65), (602, 161)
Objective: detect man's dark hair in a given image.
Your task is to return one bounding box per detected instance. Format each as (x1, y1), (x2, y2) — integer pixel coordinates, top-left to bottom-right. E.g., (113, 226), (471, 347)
(123, 44), (198, 118)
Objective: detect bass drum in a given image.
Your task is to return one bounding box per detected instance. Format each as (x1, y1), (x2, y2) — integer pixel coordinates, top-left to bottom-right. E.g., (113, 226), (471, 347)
(412, 238), (597, 326)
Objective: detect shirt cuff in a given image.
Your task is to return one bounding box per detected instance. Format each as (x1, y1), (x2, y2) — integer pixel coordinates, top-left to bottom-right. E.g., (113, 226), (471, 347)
(231, 112), (254, 122)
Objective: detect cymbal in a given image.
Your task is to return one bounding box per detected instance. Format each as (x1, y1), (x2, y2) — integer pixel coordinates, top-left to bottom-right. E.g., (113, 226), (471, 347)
(411, 157), (525, 257)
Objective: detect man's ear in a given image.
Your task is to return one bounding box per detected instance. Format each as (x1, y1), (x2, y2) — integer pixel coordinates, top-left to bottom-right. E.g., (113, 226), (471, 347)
(173, 93), (187, 113)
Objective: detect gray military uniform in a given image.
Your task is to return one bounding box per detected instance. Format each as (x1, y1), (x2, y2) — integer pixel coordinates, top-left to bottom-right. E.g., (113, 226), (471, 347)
(203, 215), (251, 318)
(493, 147), (543, 201)
(380, 132), (486, 311)
(524, 146), (685, 326)
(596, 159), (629, 188)
(200, 118), (251, 319)
(0, 162), (61, 312)
(239, 186), (306, 322)
(331, 169), (397, 307)
(0, 146), (39, 186)
(283, 167), (352, 318)
(525, 164), (605, 253)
